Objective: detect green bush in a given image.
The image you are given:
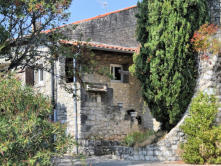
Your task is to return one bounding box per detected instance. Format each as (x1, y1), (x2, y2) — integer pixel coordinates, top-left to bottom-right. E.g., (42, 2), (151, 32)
(123, 130), (155, 147)
(0, 74), (73, 166)
(181, 92), (221, 164)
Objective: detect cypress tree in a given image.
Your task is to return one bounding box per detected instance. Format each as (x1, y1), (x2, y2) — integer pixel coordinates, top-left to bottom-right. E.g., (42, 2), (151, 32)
(133, 0), (209, 130)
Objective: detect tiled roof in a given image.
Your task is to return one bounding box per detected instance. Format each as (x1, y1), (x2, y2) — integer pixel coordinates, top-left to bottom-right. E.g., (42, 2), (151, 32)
(43, 5), (137, 34)
(60, 40), (137, 53)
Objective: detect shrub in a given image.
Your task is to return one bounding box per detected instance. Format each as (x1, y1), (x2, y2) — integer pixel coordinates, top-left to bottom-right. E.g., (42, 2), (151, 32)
(123, 130), (155, 147)
(0, 74), (73, 166)
(181, 92), (221, 164)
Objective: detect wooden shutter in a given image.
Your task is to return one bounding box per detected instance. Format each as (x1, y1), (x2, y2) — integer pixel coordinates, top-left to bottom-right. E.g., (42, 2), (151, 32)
(25, 67), (34, 86)
(65, 58), (73, 83)
(122, 64), (129, 83)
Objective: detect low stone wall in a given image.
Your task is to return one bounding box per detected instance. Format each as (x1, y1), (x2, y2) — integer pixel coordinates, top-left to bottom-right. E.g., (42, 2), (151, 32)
(113, 113), (188, 161)
(77, 111), (187, 160)
(77, 123), (185, 161)
(78, 139), (121, 156)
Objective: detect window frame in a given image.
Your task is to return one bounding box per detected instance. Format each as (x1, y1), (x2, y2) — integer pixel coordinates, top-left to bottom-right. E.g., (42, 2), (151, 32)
(38, 67), (44, 84)
(110, 64), (123, 82)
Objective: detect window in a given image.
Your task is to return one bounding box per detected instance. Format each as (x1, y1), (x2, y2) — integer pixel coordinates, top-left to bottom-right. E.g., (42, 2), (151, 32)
(38, 65), (44, 84)
(110, 64), (123, 81)
(25, 67), (34, 86)
(65, 58), (73, 83)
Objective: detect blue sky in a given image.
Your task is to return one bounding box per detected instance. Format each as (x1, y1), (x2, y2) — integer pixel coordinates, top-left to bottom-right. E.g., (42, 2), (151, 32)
(66, 0), (139, 24)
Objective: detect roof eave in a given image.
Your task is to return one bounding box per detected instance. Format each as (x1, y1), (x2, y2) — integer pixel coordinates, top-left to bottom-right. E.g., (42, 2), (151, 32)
(90, 46), (134, 54)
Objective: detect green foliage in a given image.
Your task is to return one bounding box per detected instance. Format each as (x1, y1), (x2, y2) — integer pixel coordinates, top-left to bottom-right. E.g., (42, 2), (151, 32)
(0, 74), (73, 166)
(133, 0), (209, 130)
(0, 0), (72, 71)
(123, 130), (155, 147)
(181, 92), (221, 164)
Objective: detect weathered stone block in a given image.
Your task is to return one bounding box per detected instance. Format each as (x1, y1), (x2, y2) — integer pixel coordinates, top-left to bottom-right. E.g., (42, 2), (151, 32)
(146, 150), (153, 156)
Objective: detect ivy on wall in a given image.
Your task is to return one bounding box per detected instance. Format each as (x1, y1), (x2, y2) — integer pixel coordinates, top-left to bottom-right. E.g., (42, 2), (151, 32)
(131, 0), (209, 130)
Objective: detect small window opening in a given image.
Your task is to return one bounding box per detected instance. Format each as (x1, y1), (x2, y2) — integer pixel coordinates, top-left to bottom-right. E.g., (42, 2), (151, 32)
(110, 64), (123, 81)
(39, 69), (43, 82)
(136, 116), (142, 125)
(38, 64), (44, 83)
(125, 109), (136, 120)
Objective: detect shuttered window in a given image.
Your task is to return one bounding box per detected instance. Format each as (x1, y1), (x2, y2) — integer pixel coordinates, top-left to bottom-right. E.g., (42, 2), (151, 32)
(25, 67), (34, 86)
(122, 64), (129, 83)
(65, 58), (73, 83)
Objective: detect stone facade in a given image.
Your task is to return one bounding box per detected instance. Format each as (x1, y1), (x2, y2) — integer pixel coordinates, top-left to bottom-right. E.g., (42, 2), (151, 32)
(20, 50), (153, 142)
(52, 6), (155, 141)
(209, 0), (221, 25)
(78, 51), (153, 140)
(56, 50), (153, 140)
(63, 6), (138, 48)
(17, 6), (153, 143)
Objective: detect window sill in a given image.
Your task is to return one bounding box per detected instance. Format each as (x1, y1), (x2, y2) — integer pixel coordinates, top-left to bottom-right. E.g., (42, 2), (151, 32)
(110, 80), (123, 83)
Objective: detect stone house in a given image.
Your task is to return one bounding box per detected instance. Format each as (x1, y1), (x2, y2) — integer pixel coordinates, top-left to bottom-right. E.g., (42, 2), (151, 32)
(5, 0), (221, 159)
(21, 5), (155, 145)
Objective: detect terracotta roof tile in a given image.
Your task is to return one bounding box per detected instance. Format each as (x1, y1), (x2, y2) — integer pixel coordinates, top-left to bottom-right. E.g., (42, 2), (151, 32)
(60, 40), (137, 53)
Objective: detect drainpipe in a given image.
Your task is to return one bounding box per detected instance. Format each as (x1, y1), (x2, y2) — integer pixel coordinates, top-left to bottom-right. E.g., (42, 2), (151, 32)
(73, 54), (78, 154)
(51, 59), (56, 122)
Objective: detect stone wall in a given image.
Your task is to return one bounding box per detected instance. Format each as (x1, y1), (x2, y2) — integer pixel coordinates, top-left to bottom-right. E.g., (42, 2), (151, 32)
(62, 0), (221, 48)
(63, 6), (138, 48)
(55, 57), (82, 138)
(113, 114), (187, 161)
(78, 139), (121, 156)
(79, 50), (153, 139)
(46, 50), (154, 141)
(82, 50), (143, 111)
(80, 100), (132, 140)
(209, 0), (221, 25)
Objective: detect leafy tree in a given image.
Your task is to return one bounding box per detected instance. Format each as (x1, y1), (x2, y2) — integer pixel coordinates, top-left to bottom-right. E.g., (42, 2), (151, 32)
(0, 0), (103, 94)
(132, 0), (209, 130)
(0, 0), (72, 71)
(0, 74), (73, 165)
